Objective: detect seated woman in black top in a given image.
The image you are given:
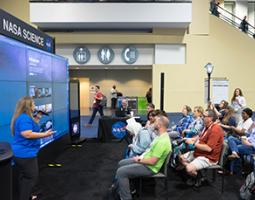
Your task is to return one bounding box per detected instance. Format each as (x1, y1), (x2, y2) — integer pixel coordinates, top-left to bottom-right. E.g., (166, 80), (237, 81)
(115, 99), (131, 117)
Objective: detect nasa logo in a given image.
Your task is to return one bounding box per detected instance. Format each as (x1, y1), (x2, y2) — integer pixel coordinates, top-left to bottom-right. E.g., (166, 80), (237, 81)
(112, 121), (127, 139)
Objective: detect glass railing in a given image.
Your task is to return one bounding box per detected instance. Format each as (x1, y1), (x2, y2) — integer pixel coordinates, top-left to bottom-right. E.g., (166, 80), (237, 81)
(210, 2), (255, 38)
(29, 0), (192, 3)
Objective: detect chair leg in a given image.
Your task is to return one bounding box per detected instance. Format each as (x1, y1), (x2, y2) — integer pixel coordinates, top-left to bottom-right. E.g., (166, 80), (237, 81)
(212, 169), (216, 182)
(165, 178), (168, 200)
(221, 170), (224, 193)
(139, 178), (142, 199)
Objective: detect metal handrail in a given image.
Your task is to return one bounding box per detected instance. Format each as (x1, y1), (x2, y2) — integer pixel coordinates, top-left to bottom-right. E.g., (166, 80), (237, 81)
(211, 3), (255, 38)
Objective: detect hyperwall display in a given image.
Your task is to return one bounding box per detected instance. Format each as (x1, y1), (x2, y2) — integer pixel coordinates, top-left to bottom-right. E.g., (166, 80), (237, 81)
(0, 34), (69, 147)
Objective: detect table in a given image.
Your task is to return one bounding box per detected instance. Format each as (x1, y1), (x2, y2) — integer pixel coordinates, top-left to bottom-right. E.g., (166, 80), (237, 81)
(98, 116), (129, 142)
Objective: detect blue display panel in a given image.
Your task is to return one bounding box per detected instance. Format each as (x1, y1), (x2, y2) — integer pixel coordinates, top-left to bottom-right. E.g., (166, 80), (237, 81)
(0, 34), (69, 148)
(0, 82), (27, 127)
(52, 57), (68, 83)
(0, 35), (26, 81)
(27, 49), (52, 82)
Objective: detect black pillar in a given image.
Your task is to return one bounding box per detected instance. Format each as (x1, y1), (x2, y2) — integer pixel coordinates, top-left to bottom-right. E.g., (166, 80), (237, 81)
(207, 73), (211, 102)
(160, 73), (164, 111)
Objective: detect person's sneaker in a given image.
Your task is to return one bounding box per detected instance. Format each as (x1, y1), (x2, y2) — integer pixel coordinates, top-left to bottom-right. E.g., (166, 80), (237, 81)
(228, 153), (240, 160)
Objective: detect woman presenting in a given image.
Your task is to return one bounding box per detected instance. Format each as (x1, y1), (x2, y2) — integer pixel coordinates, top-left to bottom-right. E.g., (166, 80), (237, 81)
(11, 96), (54, 200)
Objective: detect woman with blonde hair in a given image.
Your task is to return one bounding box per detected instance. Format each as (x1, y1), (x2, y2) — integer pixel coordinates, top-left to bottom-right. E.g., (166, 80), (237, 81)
(11, 96), (54, 200)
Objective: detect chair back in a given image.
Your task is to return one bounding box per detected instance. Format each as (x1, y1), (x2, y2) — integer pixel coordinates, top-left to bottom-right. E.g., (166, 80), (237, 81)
(160, 151), (172, 176)
(218, 142), (228, 167)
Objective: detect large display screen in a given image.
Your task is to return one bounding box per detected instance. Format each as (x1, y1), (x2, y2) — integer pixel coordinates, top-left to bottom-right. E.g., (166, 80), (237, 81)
(0, 34), (69, 147)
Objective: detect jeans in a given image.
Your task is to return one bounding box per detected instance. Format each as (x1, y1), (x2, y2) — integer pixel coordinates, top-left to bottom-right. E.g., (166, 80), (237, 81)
(228, 136), (255, 155)
(14, 157), (38, 200)
(116, 158), (154, 200)
(88, 106), (104, 124)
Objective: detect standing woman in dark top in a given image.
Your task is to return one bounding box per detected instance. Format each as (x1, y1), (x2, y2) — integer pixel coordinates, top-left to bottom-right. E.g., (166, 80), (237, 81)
(11, 96), (54, 200)
(146, 88), (152, 103)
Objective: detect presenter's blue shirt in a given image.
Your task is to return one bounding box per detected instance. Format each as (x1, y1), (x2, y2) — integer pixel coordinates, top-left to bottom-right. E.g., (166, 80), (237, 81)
(12, 113), (41, 158)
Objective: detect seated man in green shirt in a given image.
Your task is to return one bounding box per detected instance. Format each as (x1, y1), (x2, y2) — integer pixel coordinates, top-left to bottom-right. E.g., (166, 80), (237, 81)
(113, 115), (172, 200)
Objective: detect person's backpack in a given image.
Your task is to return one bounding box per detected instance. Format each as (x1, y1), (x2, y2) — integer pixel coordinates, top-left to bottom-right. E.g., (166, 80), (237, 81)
(99, 95), (107, 107)
(240, 171), (255, 200)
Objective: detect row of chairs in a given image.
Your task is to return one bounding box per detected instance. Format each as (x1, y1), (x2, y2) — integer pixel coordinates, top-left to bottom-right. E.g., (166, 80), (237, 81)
(138, 142), (228, 199)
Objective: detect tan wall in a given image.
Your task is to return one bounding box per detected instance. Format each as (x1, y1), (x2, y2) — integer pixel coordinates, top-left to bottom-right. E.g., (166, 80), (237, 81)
(70, 69), (152, 108)
(189, 0), (209, 35)
(153, 15), (255, 112)
(3, 0), (255, 112)
(0, 0), (30, 24)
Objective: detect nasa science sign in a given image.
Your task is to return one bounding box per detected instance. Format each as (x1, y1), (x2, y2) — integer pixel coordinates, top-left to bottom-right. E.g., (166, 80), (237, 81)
(0, 9), (54, 53)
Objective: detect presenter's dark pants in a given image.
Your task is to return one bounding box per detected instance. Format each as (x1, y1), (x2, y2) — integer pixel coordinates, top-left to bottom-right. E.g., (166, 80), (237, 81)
(88, 106), (104, 124)
(14, 156), (39, 200)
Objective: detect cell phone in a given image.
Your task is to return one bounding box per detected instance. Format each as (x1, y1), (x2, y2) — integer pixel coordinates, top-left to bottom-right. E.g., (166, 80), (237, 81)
(52, 130), (57, 133)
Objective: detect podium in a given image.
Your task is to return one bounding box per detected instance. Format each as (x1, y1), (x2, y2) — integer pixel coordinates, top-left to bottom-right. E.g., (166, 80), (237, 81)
(0, 142), (13, 200)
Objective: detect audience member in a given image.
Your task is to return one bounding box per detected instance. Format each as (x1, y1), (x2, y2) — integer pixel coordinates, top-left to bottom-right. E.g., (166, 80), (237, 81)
(126, 118), (152, 158)
(111, 115), (171, 200)
(147, 103), (155, 115)
(228, 108), (253, 137)
(11, 97), (54, 200)
(179, 110), (224, 182)
(228, 127), (255, 160)
(168, 105), (194, 139)
(86, 85), (104, 127)
(231, 88), (246, 124)
(115, 99), (131, 117)
(110, 85), (118, 109)
(210, 100), (229, 121)
(219, 106), (237, 137)
(171, 106), (204, 168)
(226, 108), (253, 173)
(182, 106), (204, 138)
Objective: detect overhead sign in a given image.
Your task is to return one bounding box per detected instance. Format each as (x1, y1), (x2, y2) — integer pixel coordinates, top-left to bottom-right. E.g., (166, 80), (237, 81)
(122, 46), (139, 64)
(73, 46), (91, 64)
(0, 9), (54, 53)
(97, 46), (114, 64)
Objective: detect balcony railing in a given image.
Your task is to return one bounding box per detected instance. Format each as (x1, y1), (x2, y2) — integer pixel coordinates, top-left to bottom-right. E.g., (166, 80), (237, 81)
(210, 3), (255, 38)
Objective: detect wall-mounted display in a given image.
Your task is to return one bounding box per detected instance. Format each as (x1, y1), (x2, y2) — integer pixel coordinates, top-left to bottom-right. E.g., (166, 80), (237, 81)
(73, 46), (90, 64)
(0, 34), (69, 148)
(97, 46), (114, 64)
(122, 46), (139, 64)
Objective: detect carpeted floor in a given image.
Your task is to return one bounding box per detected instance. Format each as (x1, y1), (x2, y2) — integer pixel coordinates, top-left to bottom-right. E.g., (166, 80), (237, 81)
(36, 139), (245, 200)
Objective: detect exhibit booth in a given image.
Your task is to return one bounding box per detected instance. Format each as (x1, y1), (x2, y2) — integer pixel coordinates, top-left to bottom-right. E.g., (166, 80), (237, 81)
(0, 9), (74, 200)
